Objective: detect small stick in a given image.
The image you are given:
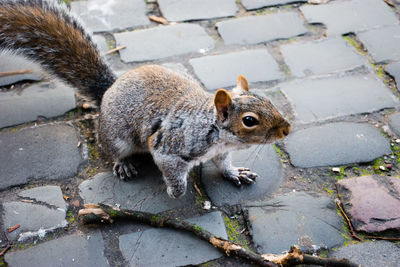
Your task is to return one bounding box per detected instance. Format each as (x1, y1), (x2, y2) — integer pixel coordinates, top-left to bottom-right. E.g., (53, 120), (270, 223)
(193, 183), (202, 196)
(383, 0), (395, 7)
(364, 235), (400, 241)
(0, 232), (11, 257)
(148, 15), (168, 25)
(335, 199), (363, 241)
(7, 224), (20, 233)
(0, 69), (32, 77)
(104, 46), (126, 55)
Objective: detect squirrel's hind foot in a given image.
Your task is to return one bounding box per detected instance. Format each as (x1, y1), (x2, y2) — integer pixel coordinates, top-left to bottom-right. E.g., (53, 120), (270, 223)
(224, 167), (258, 187)
(113, 160), (138, 180)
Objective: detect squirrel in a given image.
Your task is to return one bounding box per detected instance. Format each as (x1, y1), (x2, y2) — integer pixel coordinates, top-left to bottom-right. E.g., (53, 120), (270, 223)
(0, 0), (291, 198)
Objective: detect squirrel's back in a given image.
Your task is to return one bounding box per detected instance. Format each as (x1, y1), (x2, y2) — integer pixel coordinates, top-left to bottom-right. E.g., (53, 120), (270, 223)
(0, 0), (115, 104)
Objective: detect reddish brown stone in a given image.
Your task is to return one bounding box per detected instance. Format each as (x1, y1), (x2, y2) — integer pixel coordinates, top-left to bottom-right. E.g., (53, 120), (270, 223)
(337, 176), (400, 233)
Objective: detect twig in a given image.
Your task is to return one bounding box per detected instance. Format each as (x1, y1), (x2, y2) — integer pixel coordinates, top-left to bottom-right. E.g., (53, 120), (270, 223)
(7, 224), (20, 233)
(0, 69), (32, 77)
(193, 183), (202, 196)
(364, 235), (400, 241)
(148, 15), (168, 25)
(0, 232), (11, 257)
(104, 46), (126, 55)
(383, 0), (395, 7)
(335, 199), (363, 241)
(79, 203), (358, 266)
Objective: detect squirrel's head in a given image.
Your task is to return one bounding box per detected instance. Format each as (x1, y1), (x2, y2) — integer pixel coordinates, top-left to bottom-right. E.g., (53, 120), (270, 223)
(214, 75), (291, 144)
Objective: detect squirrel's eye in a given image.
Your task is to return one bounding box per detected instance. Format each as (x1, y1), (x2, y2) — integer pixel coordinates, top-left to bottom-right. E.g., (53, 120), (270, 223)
(242, 116), (259, 127)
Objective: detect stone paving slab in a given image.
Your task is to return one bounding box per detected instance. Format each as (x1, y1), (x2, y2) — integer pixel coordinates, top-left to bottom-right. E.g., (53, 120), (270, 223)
(330, 241), (400, 267)
(119, 211), (227, 266)
(5, 231), (109, 267)
(389, 112), (400, 136)
(279, 73), (398, 124)
(79, 157), (196, 213)
(246, 192), (345, 254)
(70, 0), (149, 33)
(357, 25), (400, 63)
(201, 145), (282, 206)
(158, 0), (237, 22)
(18, 185), (67, 211)
(189, 49), (284, 90)
(0, 80), (76, 129)
(242, 0), (307, 10)
(216, 12), (307, 45)
(93, 35), (109, 54)
(114, 24), (215, 62)
(0, 53), (42, 87)
(300, 0), (399, 36)
(285, 122), (391, 168)
(385, 61), (400, 89)
(2, 201), (67, 241)
(280, 38), (367, 77)
(337, 176), (400, 233)
(0, 124), (83, 189)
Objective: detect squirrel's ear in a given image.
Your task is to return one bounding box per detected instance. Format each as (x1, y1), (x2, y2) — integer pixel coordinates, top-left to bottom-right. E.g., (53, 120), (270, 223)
(214, 89), (232, 121)
(237, 75), (249, 92)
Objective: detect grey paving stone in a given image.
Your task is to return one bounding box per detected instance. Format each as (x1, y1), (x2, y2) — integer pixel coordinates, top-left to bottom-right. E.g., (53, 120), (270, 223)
(330, 241), (400, 267)
(385, 61), (400, 89)
(70, 0), (149, 33)
(201, 145), (282, 206)
(18, 185), (67, 211)
(216, 12), (307, 45)
(119, 211), (227, 266)
(0, 80), (76, 128)
(285, 122), (391, 168)
(79, 158), (196, 213)
(357, 26), (400, 63)
(242, 0), (307, 10)
(0, 124), (83, 189)
(389, 112), (400, 136)
(246, 192), (345, 254)
(5, 231), (109, 267)
(158, 0), (237, 22)
(93, 35), (109, 54)
(281, 38), (367, 77)
(300, 0), (399, 36)
(190, 49), (284, 90)
(114, 24), (214, 62)
(2, 201), (67, 241)
(0, 52), (42, 86)
(337, 176), (400, 233)
(280, 74), (398, 123)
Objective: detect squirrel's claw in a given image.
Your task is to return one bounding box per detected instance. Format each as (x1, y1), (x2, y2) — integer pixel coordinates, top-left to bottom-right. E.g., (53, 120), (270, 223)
(113, 160), (138, 180)
(224, 167), (258, 187)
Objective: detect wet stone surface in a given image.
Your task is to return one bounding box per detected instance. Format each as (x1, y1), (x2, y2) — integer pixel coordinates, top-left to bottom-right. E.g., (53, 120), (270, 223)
(189, 49), (284, 90)
(93, 35), (110, 54)
(385, 61), (400, 88)
(79, 155), (197, 213)
(246, 192), (345, 254)
(0, 80), (76, 128)
(337, 176), (400, 233)
(330, 241), (400, 267)
(0, 124), (84, 189)
(280, 73), (397, 123)
(70, 0), (149, 33)
(285, 122), (391, 168)
(242, 0), (307, 10)
(357, 25), (400, 63)
(114, 24), (215, 62)
(5, 231), (109, 267)
(201, 145), (283, 206)
(119, 211), (227, 266)
(216, 12), (307, 45)
(300, 0), (399, 36)
(389, 112), (400, 136)
(158, 0), (238, 22)
(2, 185), (68, 241)
(0, 52), (42, 86)
(280, 38), (367, 77)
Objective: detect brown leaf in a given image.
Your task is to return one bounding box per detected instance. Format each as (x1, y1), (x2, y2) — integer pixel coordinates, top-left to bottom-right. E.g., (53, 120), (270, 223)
(149, 15), (168, 25)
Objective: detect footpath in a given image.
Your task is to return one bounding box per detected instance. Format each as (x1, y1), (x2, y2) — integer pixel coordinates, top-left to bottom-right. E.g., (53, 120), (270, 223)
(0, 0), (400, 266)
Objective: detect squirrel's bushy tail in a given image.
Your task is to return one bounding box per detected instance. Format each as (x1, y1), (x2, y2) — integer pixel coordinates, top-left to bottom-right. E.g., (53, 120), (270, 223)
(0, 0), (116, 105)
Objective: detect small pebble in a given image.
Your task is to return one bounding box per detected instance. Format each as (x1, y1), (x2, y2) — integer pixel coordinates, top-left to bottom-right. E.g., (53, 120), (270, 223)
(332, 167), (341, 173)
(379, 166), (386, 171)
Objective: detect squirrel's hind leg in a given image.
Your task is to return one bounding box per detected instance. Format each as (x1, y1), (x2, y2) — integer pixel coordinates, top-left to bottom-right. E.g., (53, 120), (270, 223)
(212, 152), (258, 186)
(113, 158), (138, 180)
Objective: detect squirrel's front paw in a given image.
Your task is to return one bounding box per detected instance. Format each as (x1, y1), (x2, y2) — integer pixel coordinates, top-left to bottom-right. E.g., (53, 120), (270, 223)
(113, 160), (138, 180)
(224, 167), (258, 187)
(166, 184), (186, 199)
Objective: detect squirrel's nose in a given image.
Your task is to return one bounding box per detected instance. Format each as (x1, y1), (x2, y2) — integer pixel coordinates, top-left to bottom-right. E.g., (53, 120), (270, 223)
(278, 121), (291, 138)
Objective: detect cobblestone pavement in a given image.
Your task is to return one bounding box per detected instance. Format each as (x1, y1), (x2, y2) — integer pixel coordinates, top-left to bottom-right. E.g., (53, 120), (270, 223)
(1, 0), (400, 266)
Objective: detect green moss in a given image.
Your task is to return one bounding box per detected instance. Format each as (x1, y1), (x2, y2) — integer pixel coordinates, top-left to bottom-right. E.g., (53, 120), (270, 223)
(325, 187), (334, 196)
(88, 143), (100, 160)
(67, 210), (75, 224)
(0, 256), (6, 267)
(223, 216), (249, 249)
(372, 158), (385, 174)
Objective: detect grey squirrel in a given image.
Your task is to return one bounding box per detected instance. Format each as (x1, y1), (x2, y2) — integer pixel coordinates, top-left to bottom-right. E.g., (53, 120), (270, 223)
(0, 0), (291, 198)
